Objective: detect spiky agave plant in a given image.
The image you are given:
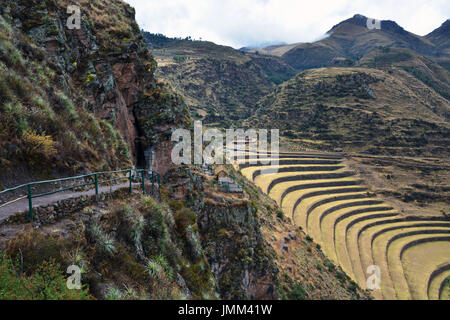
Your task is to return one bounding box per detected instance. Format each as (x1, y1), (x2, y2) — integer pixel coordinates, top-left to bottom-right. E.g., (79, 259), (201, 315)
(146, 259), (162, 278)
(123, 285), (137, 299)
(65, 249), (88, 275)
(101, 234), (116, 255)
(123, 205), (133, 219)
(90, 222), (116, 255)
(154, 254), (174, 281)
(121, 204), (146, 243)
(106, 286), (123, 300)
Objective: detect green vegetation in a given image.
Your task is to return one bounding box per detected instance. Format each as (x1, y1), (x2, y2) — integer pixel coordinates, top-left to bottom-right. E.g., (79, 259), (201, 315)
(276, 209), (284, 220)
(75, 0), (141, 53)
(89, 222), (117, 255)
(275, 14), (438, 70)
(324, 260), (336, 272)
(1, 193), (217, 300)
(1, 0), (447, 302)
(0, 252), (92, 300)
(287, 283), (308, 300)
(360, 47), (450, 101)
(402, 66), (450, 100)
(174, 208), (197, 234)
(368, 50), (413, 67)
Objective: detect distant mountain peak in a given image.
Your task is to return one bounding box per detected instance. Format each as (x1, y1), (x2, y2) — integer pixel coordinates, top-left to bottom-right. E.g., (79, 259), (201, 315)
(353, 13), (367, 19)
(327, 14), (408, 36)
(437, 19), (450, 31)
(427, 19), (450, 36)
(426, 18), (450, 44)
(328, 14), (370, 32)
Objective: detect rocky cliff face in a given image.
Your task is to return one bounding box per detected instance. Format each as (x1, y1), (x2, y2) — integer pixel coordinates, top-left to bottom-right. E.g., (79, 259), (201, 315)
(163, 166), (279, 299)
(194, 196), (279, 299)
(0, 0), (189, 181)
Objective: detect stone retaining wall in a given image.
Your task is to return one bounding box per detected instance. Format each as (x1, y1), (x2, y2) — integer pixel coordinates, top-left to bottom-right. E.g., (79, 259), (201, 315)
(3, 188), (133, 226)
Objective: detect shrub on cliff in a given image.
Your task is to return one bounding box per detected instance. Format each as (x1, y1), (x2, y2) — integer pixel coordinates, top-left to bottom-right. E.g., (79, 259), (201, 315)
(287, 283), (308, 300)
(0, 252), (92, 300)
(6, 231), (71, 275)
(20, 129), (57, 163)
(174, 207), (197, 234)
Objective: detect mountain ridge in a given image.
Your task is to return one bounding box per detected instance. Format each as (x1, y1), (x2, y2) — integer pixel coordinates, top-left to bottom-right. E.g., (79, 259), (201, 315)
(148, 14), (449, 131)
(146, 32), (296, 126)
(281, 14), (443, 70)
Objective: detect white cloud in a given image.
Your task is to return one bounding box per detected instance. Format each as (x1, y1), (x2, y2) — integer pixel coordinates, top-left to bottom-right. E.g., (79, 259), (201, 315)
(125, 0), (450, 48)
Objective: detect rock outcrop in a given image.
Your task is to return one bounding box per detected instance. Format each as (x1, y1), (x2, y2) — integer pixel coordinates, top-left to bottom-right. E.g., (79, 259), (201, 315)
(0, 0), (189, 179)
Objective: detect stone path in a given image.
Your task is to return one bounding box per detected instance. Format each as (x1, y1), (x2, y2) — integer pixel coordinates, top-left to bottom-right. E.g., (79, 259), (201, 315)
(0, 182), (140, 223)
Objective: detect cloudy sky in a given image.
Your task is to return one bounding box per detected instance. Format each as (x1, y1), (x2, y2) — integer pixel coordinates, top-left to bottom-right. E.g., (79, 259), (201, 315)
(125, 0), (449, 48)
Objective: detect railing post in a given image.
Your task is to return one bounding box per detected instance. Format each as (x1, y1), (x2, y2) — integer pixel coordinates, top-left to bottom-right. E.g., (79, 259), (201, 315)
(141, 170), (145, 194)
(94, 173), (99, 199)
(129, 169), (132, 193)
(151, 172), (154, 189)
(27, 184), (33, 220)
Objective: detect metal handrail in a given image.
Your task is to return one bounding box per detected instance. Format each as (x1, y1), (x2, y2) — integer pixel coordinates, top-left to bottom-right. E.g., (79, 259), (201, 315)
(0, 168), (161, 220)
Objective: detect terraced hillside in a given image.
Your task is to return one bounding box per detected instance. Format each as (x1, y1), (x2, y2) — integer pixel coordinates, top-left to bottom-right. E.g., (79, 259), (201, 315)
(359, 47), (450, 101)
(232, 144), (450, 300)
(245, 67), (450, 157)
